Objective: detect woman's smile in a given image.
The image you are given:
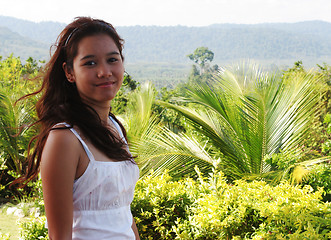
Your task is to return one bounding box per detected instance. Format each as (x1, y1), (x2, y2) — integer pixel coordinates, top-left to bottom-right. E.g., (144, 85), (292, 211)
(95, 81), (116, 88)
(68, 34), (125, 106)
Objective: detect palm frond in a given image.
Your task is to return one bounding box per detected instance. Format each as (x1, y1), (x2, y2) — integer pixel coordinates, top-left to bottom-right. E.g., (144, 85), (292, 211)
(0, 89), (37, 173)
(156, 62), (325, 180)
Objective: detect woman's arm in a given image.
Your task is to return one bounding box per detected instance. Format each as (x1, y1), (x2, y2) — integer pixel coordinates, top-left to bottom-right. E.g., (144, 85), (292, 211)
(40, 129), (80, 240)
(131, 216), (140, 240)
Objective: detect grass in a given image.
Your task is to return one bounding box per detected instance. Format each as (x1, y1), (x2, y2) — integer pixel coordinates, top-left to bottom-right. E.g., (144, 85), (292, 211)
(0, 210), (21, 239)
(0, 200), (47, 240)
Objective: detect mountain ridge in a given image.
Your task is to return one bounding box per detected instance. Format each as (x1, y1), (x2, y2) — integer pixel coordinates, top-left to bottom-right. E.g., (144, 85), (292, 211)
(0, 16), (331, 67)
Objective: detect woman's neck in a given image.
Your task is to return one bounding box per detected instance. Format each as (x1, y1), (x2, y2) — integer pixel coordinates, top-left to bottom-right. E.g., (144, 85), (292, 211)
(85, 101), (112, 126)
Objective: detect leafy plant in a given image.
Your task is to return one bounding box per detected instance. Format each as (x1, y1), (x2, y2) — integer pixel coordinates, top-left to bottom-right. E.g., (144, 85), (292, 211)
(9, 169), (331, 239)
(0, 55), (41, 199)
(131, 171), (194, 239)
(0, 233), (10, 240)
(111, 72), (139, 115)
(19, 216), (48, 240)
(132, 170), (331, 239)
(302, 162), (331, 202)
(296, 62), (331, 156)
(136, 61), (328, 182)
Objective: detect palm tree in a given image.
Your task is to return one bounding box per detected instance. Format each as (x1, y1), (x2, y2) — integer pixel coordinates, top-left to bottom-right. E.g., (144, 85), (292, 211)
(0, 56), (39, 177)
(119, 82), (214, 178)
(131, 62), (329, 181)
(0, 91), (36, 175)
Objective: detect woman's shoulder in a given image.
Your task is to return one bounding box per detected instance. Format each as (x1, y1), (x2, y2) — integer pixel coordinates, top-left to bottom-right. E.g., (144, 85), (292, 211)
(41, 124), (82, 171)
(46, 124), (80, 149)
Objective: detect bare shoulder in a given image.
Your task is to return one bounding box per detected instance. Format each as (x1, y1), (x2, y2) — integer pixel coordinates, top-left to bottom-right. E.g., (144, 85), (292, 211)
(41, 126), (81, 180)
(46, 125), (79, 148)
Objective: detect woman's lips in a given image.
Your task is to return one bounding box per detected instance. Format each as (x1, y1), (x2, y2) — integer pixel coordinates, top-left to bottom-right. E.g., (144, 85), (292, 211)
(96, 81), (115, 87)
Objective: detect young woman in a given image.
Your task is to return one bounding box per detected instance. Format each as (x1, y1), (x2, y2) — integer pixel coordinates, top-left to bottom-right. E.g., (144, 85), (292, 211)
(18, 17), (140, 239)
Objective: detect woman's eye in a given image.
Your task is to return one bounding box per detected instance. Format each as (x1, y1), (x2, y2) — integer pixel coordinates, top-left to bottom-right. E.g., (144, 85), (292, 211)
(84, 61), (96, 66)
(108, 58), (118, 63)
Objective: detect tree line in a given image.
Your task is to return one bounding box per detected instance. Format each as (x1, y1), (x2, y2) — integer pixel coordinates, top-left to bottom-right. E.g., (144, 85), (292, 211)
(0, 16), (331, 66)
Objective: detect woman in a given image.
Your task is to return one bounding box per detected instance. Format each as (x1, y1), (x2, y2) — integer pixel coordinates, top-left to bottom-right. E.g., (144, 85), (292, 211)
(18, 17), (140, 239)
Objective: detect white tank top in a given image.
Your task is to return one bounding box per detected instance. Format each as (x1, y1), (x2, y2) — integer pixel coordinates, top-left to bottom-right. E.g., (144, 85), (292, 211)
(51, 117), (139, 239)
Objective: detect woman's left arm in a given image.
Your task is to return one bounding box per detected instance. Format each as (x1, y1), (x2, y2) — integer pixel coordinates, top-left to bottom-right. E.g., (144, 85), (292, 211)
(132, 216), (140, 240)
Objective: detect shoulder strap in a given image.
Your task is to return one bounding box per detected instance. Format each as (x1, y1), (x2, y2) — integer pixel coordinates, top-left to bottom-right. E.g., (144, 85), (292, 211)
(53, 122), (95, 162)
(109, 116), (127, 144)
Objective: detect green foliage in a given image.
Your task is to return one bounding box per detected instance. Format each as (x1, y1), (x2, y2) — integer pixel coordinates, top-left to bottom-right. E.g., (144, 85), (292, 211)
(121, 81), (158, 143)
(0, 233), (10, 240)
(111, 73), (139, 114)
(19, 216), (48, 240)
(187, 47), (214, 71)
(302, 163), (331, 202)
(131, 171), (194, 239)
(283, 61), (331, 157)
(7, 169), (331, 239)
(2, 186), (44, 218)
(143, 61), (327, 182)
(187, 47), (219, 85)
(264, 151), (297, 172)
(125, 62), (190, 89)
(132, 170), (331, 239)
(321, 113), (331, 155)
(153, 86), (187, 133)
(0, 55), (41, 199)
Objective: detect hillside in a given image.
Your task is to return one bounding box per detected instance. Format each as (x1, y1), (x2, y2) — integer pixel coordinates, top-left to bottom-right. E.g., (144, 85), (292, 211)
(0, 16), (65, 44)
(1, 16), (331, 65)
(0, 16), (331, 87)
(0, 26), (48, 61)
(118, 22), (331, 65)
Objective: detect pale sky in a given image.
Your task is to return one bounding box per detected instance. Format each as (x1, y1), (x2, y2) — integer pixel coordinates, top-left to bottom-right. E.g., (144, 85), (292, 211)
(0, 0), (331, 26)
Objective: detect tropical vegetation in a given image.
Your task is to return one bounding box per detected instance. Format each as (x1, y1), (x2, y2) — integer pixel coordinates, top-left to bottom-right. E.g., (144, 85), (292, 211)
(0, 55), (41, 199)
(0, 51), (330, 239)
(132, 60), (330, 182)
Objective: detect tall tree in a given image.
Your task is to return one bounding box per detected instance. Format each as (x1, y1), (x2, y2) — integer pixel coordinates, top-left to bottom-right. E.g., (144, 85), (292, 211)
(187, 47), (214, 74)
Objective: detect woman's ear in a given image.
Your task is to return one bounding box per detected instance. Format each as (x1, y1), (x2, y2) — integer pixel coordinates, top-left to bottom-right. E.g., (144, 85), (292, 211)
(63, 62), (75, 83)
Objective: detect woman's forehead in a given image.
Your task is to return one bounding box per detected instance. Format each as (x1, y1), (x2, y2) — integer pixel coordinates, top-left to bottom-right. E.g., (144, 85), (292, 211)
(76, 34), (119, 55)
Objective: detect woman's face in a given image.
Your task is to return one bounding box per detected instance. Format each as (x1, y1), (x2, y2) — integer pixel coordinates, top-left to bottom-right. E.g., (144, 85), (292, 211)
(66, 34), (124, 108)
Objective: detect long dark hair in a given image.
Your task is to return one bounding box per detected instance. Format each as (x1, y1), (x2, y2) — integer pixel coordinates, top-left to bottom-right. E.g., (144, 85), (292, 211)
(16, 17), (132, 185)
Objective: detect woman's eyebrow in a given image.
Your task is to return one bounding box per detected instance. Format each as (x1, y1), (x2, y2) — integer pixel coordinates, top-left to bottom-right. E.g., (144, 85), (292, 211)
(80, 55), (95, 61)
(80, 51), (120, 61)
(107, 51), (121, 56)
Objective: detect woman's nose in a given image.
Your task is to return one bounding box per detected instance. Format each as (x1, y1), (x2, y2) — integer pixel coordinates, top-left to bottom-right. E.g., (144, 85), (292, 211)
(97, 64), (112, 78)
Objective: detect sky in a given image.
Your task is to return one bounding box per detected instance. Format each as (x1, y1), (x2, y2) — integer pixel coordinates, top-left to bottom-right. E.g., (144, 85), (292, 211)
(0, 0), (331, 27)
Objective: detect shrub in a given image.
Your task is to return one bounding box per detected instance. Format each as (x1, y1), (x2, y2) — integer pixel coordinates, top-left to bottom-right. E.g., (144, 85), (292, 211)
(13, 169), (331, 239)
(131, 171), (195, 239)
(0, 55), (41, 200)
(321, 113), (331, 155)
(0, 233), (10, 240)
(302, 163), (331, 202)
(132, 169), (331, 239)
(19, 216), (48, 240)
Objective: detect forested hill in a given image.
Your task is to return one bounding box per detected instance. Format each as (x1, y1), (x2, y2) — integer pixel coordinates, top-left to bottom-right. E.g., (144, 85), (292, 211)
(118, 22), (331, 65)
(0, 15), (331, 66)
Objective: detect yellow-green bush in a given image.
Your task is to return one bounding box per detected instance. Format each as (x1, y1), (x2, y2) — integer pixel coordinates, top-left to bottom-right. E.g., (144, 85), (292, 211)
(19, 216), (48, 240)
(0, 233), (10, 240)
(132, 169), (331, 239)
(14, 169), (331, 239)
(131, 171), (195, 239)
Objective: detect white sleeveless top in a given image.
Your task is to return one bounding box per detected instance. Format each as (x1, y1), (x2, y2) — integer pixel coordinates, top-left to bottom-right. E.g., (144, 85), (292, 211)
(51, 117), (139, 240)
